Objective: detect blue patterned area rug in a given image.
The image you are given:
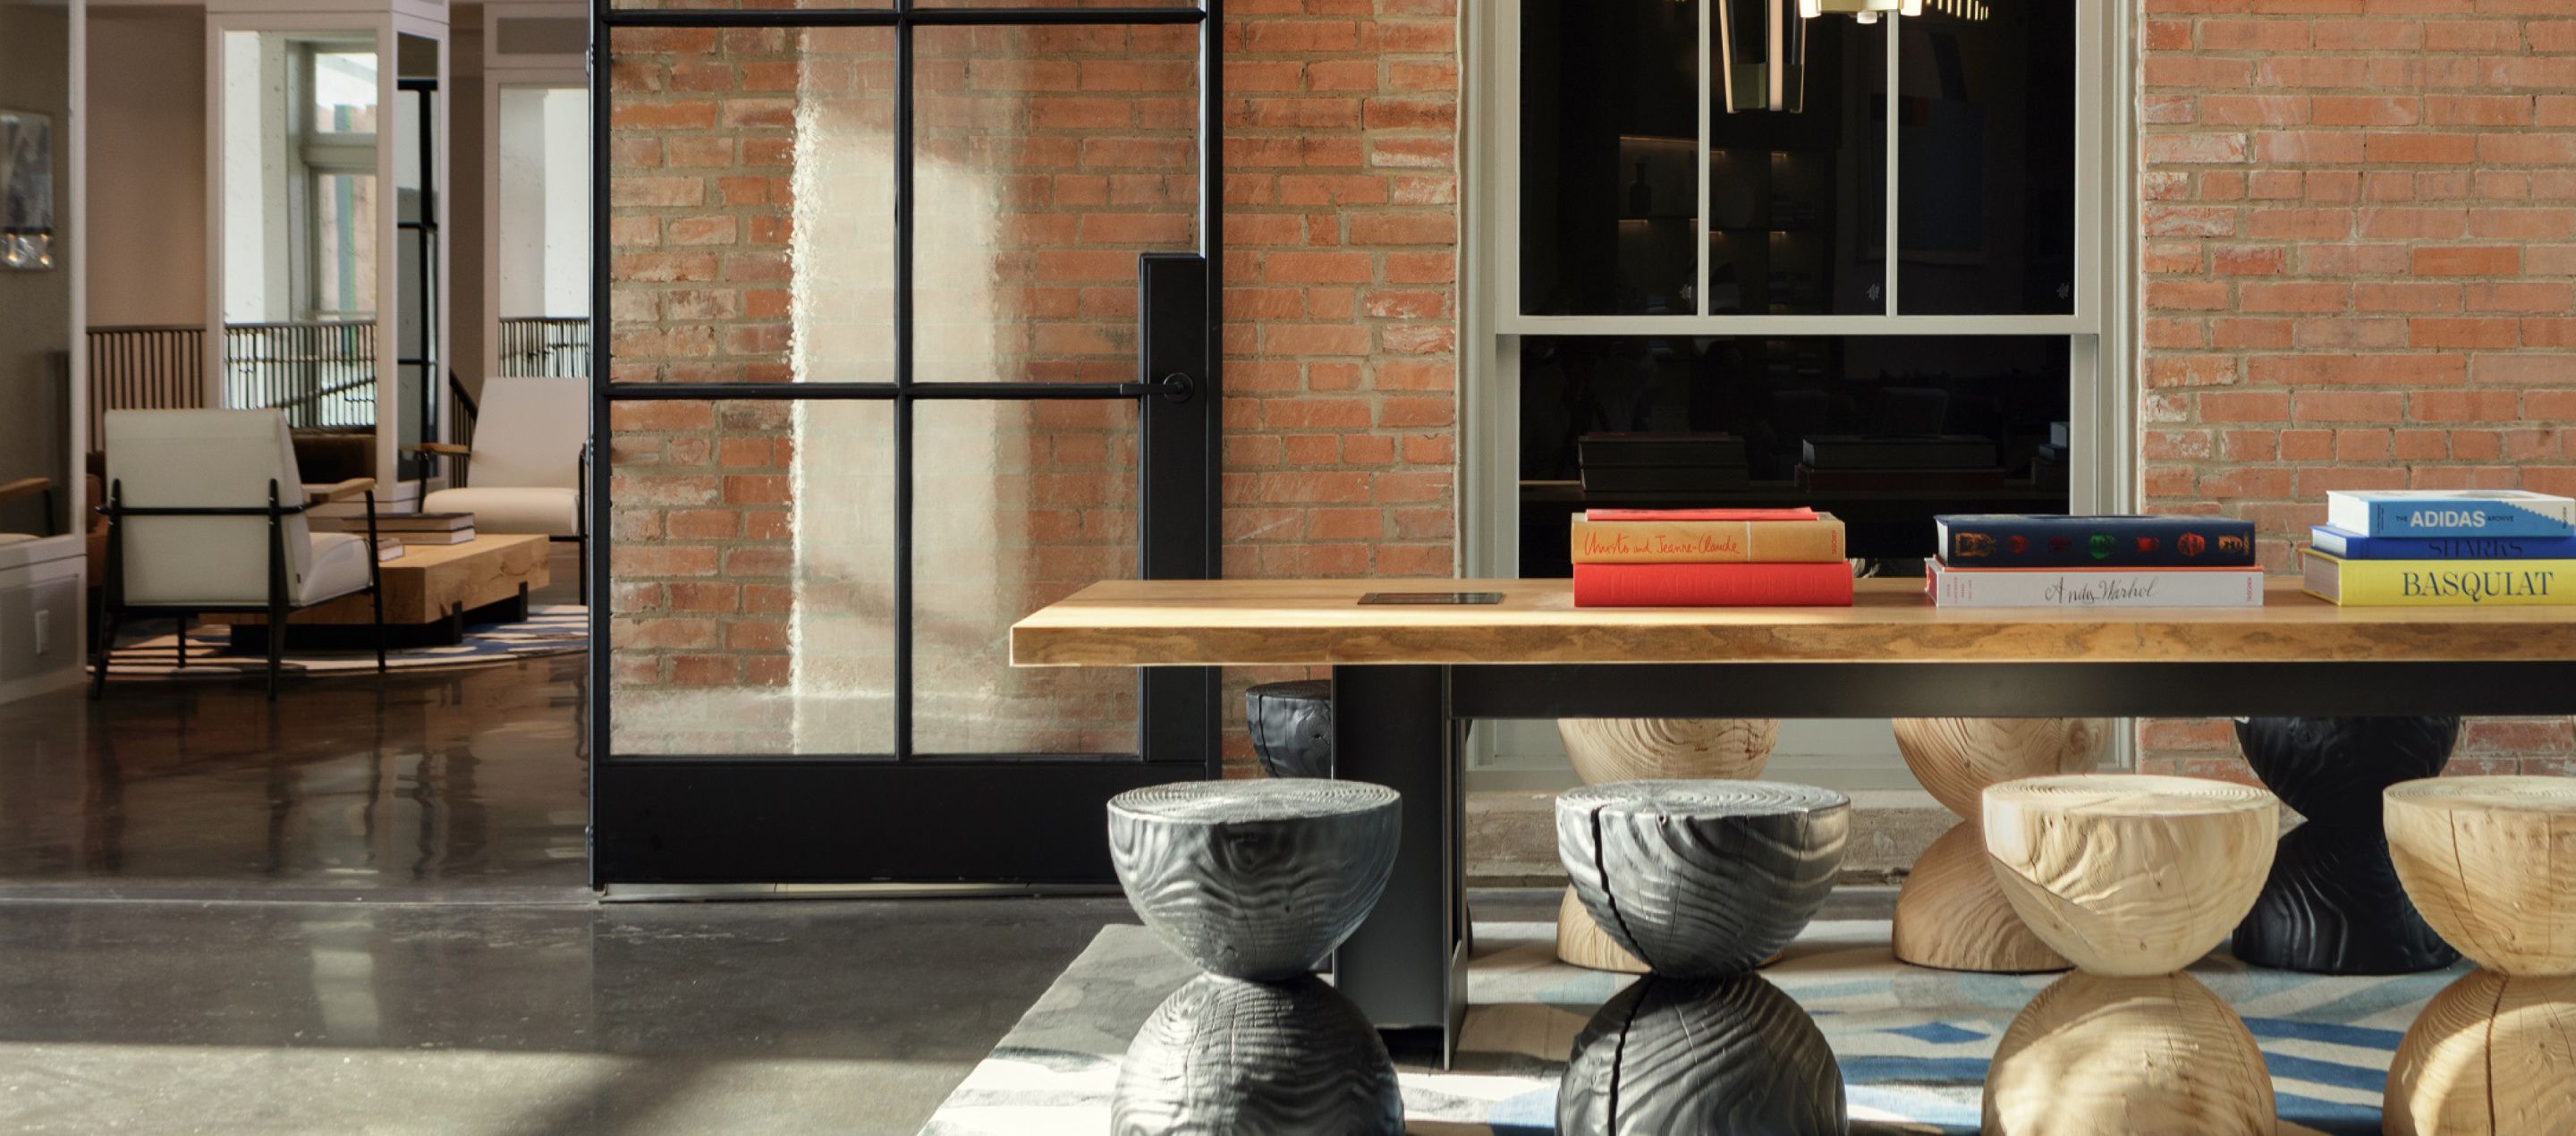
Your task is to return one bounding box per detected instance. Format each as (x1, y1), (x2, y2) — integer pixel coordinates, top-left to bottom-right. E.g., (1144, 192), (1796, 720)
(100, 605), (587, 678)
(922, 919), (2456, 1135)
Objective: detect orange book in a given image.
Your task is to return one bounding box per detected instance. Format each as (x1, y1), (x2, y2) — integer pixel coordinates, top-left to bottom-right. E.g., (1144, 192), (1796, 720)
(1570, 511), (1847, 564)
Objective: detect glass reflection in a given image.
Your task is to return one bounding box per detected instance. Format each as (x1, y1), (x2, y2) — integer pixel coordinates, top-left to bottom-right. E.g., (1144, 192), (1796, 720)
(1521, 0), (1700, 316)
(1515, 334), (2070, 570)
(1707, 13), (1883, 315)
(1897, 4), (2075, 314)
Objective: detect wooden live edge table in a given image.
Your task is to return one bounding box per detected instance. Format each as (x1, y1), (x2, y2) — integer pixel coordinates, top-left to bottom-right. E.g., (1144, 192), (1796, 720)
(1010, 577), (2576, 1063)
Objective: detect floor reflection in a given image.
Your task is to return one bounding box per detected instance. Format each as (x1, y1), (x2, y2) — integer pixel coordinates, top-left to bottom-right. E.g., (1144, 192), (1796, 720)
(0, 654), (589, 894)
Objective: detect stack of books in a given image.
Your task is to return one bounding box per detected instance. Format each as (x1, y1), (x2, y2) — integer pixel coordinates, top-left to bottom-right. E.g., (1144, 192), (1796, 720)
(1928, 514), (2263, 607)
(1569, 507), (1852, 607)
(1796, 435), (2004, 492)
(2302, 490), (2576, 606)
(312, 511), (478, 546)
(1576, 433), (1750, 495)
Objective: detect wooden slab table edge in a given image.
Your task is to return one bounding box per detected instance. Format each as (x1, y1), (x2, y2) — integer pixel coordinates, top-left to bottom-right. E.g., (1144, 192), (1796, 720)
(1010, 577), (2576, 1064)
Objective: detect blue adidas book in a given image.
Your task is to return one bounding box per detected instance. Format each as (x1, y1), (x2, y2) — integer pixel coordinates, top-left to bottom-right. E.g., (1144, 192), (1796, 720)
(2325, 490), (2576, 538)
(2310, 525), (2576, 560)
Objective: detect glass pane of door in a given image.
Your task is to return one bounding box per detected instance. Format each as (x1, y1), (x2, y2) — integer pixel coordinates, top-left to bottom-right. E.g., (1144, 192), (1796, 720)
(912, 399), (1140, 755)
(608, 398), (900, 756)
(604, 25), (898, 385)
(912, 22), (1199, 385)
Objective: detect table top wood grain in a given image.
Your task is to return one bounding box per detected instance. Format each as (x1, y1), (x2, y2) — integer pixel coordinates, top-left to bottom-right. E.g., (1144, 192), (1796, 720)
(1010, 578), (2576, 667)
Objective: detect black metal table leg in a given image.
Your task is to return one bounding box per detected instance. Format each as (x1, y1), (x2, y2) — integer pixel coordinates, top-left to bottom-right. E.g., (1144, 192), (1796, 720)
(1330, 664), (1466, 1065)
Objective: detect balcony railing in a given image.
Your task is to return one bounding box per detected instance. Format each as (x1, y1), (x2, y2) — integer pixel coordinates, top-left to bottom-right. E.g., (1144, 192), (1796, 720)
(223, 320), (377, 428)
(84, 326), (208, 442)
(498, 316), (589, 377)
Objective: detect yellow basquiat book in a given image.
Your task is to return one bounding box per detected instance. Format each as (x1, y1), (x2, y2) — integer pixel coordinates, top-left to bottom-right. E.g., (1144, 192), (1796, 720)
(2300, 548), (2576, 606)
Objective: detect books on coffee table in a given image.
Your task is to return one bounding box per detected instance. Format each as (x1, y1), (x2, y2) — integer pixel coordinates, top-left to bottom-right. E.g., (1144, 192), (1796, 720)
(1928, 514), (2264, 608)
(2302, 490), (2576, 606)
(1571, 508), (1852, 608)
(312, 512), (478, 545)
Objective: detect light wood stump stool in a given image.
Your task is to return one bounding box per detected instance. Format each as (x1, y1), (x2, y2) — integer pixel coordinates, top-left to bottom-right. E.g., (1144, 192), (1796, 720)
(1981, 775), (2281, 1135)
(1890, 717), (2107, 972)
(1553, 717), (1778, 972)
(2383, 776), (2576, 1136)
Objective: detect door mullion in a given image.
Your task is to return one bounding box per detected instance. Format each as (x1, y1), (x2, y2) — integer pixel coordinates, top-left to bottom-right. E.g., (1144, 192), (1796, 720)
(893, 13), (917, 762)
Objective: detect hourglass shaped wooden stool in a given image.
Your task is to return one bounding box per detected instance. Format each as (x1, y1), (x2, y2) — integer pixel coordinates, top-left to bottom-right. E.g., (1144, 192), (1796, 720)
(1890, 717), (2107, 972)
(1981, 775), (2281, 1135)
(1553, 717), (1779, 972)
(1555, 781), (1851, 1135)
(2383, 776), (2576, 1136)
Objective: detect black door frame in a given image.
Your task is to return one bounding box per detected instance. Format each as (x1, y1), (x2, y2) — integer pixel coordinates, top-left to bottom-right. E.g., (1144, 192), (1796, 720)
(586, 1), (1224, 886)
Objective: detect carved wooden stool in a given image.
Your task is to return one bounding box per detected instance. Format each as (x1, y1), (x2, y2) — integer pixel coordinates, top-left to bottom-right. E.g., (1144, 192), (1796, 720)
(2232, 716), (2461, 974)
(1555, 780), (1850, 1134)
(1890, 717), (2107, 972)
(1982, 775), (2280, 1135)
(1554, 717), (1779, 972)
(2383, 776), (2576, 1136)
(1106, 780), (1405, 1135)
(1245, 680), (1334, 779)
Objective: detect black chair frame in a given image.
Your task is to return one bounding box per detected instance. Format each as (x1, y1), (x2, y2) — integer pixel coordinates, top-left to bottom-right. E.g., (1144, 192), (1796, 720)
(92, 478), (388, 699)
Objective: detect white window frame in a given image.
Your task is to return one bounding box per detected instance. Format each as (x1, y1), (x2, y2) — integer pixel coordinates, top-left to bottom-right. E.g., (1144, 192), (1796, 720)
(1460, 0), (2140, 787)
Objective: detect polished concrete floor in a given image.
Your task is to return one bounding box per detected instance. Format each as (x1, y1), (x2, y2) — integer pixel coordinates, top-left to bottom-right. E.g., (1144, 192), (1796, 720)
(0, 654), (1152, 1132)
(0, 649), (1895, 1132)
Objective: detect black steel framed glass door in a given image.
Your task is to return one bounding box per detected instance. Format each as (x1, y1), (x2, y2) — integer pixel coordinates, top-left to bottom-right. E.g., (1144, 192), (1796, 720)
(588, 0), (1222, 885)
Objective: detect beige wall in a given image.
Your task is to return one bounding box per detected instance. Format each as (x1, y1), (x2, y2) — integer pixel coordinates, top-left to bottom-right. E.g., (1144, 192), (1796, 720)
(1, 0), (74, 536)
(84, 5), (205, 329)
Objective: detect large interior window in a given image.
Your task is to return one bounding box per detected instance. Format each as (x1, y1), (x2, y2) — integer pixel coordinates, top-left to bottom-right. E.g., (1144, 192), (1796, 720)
(1478, 0), (2120, 784)
(1500, 0), (2101, 566)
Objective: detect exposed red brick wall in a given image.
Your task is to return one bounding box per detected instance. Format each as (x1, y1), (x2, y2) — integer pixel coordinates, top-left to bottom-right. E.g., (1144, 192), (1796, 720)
(1215, 0), (1461, 771)
(602, 4), (1462, 764)
(2138, 2), (2576, 778)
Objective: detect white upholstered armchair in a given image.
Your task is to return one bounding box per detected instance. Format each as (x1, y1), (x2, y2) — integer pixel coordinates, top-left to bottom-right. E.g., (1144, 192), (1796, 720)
(416, 375), (587, 600)
(95, 410), (386, 698)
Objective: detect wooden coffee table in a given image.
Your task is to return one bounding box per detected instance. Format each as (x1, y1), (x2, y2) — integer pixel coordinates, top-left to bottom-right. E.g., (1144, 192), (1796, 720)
(209, 533), (552, 649)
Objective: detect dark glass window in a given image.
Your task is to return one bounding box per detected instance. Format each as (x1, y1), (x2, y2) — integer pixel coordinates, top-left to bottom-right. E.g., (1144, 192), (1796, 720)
(1516, 335), (2072, 573)
(1520, 0), (1700, 316)
(1707, 13), (1885, 316)
(1897, 4), (2076, 314)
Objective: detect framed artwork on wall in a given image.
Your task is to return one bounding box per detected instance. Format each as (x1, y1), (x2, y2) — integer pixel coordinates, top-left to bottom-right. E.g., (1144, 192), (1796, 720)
(0, 109), (54, 271)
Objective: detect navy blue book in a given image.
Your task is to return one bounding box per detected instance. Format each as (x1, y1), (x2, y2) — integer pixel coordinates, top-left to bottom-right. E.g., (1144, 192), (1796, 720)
(2309, 525), (2576, 561)
(1936, 514), (2258, 568)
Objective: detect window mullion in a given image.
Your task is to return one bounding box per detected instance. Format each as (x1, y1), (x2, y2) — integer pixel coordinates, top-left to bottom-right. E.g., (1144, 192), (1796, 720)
(1696, 0), (1711, 318)
(1881, 12), (1899, 318)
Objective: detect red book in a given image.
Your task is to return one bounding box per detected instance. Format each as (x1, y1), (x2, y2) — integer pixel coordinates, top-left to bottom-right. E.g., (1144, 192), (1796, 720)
(1572, 562), (1856, 607)
(1582, 507), (1821, 522)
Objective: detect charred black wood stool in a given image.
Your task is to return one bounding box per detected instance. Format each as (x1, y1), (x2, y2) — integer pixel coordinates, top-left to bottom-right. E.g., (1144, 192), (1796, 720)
(1106, 780), (1404, 1135)
(1245, 679), (1334, 778)
(1554, 780), (1852, 1135)
(2231, 716), (2462, 974)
